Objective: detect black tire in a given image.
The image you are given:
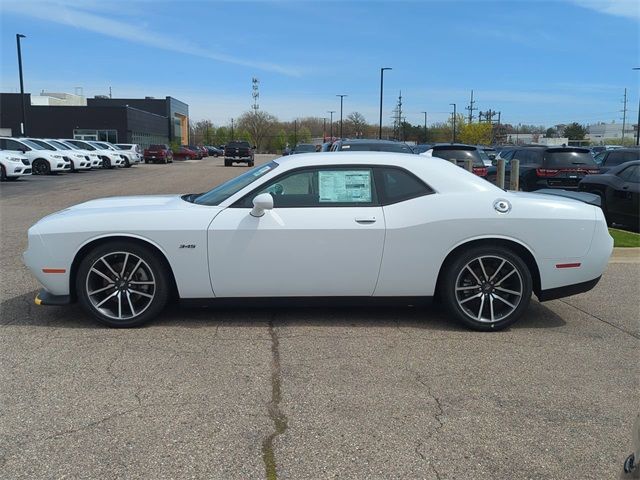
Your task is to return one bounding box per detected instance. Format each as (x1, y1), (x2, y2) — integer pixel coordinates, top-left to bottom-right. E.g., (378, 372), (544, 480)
(32, 159), (51, 175)
(75, 241), (171, 327)
(0, 164), (6, 181)
(440, 246), (532, 331)
(68, 159), (77, 173)
(102, 157), (112, 169)
(224, 159), (232, 167)
(248, 161), (254, 167)
(124, 157), (131, 168)
(144, 159), (149, 164)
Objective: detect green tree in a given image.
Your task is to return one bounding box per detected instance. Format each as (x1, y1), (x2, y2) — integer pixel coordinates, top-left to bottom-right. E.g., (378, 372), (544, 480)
(563, 122), (587, 140)
(237, 110), (278, 152)
(459, 122), (493, 145)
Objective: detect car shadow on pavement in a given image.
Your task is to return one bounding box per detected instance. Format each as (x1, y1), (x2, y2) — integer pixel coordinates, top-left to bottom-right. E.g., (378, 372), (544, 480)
(1, 290), (566, 331)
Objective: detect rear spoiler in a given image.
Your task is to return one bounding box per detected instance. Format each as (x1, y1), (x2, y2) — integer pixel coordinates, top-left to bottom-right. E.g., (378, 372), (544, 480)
(534, 189), (601, 207)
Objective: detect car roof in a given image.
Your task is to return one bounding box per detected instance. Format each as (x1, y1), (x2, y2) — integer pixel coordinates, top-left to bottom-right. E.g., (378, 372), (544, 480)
(337, 139), (407, 145)
(431, 143), (477, 150)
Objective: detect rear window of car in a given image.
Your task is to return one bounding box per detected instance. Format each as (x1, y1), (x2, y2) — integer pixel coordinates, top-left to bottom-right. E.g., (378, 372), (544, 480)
(606, 151), (640, 166)
(543, 150), (597, 167)
(431, 147), (484, 166)
(227, 142), (251, 148)
(149, 145), (166, 149)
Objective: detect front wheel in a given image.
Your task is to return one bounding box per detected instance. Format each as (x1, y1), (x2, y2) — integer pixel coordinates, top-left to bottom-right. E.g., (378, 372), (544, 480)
(441, 247), (532, 331)
(0, 164), (6, 181)
(102, 157), (112, 169)
(32, 159), (51, 175)
(75, 241), (170, 327)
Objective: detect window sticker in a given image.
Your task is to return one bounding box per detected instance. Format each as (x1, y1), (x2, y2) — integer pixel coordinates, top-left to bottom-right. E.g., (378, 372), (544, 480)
(319, 170), (372, 203)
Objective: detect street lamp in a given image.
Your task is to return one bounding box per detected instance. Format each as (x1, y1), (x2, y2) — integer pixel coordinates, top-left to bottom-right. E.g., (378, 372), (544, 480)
(327, 110), (335, 140)
(633, 67), (639, 146)
(421, 111), (428, 143)
(449, 103), (457, 143)
(379, 67), (392, 139)
(16, 34), (27, 136)
(336, 95), (347, 138)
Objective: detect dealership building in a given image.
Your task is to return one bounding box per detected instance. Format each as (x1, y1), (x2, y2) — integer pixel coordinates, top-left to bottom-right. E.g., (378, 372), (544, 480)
(0, 92), (189, 148)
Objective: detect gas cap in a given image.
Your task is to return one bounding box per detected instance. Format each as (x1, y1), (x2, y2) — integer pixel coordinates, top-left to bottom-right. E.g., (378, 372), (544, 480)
(493, 199), (511, 214)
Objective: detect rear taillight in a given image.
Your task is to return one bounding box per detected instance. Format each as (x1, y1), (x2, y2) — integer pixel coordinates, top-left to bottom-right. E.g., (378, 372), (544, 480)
(473, 167), (488, 177)
(536, 168), (559, 177)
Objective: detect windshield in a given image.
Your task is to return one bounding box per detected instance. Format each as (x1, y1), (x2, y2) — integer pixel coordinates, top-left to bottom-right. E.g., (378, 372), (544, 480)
(115, 144), (130, 150)
(29, 139), (57, 151)
(293, 144), (317, 153)
(22, 139), (49, 150)
(71, 141), (95, 151)
(477, 149), (491, 163)
(48, 140), (72, 150)
(193, 161), (278, 206)
(544, 150), (596, 167)
(89, 142), (106, 150)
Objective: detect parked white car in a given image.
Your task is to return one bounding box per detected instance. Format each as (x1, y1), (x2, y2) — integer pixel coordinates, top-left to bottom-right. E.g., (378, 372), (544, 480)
(0, 137), (70, 175)
(26, 138), (91, 172)
(24, 152), (613, 330)
(46, 139), (103, 168)
(0, 151), (31, 180)
(62, 139), (124, 168)
(115, 143), (143, 164)
(92, 141), (138, 167)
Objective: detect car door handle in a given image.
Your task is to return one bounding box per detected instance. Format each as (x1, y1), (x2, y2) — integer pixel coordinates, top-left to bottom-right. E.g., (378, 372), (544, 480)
(355, 217), (376, 224)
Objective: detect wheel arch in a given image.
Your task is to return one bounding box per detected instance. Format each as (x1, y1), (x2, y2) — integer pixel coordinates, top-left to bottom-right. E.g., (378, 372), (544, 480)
(69, 234), (179, 302)
(435, 237), (542, 298)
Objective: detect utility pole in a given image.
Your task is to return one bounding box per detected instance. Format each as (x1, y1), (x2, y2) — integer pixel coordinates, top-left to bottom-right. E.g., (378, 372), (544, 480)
(379, 67), (392, 139)
(466, 90), (476, 123)
(421, 111), (428, 143)
(634, 68), (640, 146)
(450, 103), (457, 143)
(621, 88), (628, 144)
(336, 95), (347, 138)
(109, 86), (112, 99)
(327, 110), (335, 140)
(322, 117), (327, 142)
(16, 34), (27, 136)
(294, 119), (297, 145)
(230, 118), (234, 141)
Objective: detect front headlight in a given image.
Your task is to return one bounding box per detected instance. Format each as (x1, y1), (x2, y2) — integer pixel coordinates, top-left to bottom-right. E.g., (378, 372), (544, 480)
(10, 157), (23, 162)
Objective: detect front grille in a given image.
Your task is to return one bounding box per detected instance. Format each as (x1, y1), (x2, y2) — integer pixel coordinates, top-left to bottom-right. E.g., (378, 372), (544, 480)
(24, 168), (32, 174)
(21, 159), (30, 165)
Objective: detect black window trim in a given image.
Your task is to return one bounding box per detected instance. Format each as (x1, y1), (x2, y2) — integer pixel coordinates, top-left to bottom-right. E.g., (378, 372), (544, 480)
(231, 164), (435, 208)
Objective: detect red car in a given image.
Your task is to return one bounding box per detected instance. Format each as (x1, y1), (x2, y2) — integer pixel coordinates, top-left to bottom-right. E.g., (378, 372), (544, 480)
(143, 144), (173, 164)
(173, 146), (200, 160)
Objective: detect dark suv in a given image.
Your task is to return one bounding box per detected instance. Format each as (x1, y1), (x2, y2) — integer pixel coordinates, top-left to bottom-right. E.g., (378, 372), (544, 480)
(593, 148), (640, 173)
(425, 144), (489, 177)
(329, 139), (413, 153)
(224, 141), (255, 167)
(488, 146), (599, 191)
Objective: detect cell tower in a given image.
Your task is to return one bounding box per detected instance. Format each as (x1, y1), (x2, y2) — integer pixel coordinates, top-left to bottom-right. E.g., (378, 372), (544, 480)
(252, 77), (260, 111)
(391, 91), (403, 140)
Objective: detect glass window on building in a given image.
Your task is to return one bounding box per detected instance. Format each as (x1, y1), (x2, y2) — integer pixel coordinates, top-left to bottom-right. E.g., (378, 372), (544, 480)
(74, 129), (117, 143)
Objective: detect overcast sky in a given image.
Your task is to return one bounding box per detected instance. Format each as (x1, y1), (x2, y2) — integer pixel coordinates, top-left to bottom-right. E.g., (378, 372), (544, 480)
(1, 0), (638, 127)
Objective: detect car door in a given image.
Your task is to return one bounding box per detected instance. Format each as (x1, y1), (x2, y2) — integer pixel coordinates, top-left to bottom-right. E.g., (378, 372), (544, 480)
(208, 166), (385, 297)
(608, 165), (640, 226)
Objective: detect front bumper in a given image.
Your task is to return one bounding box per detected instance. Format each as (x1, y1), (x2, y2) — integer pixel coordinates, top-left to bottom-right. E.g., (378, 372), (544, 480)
(5, 162), (32, 177)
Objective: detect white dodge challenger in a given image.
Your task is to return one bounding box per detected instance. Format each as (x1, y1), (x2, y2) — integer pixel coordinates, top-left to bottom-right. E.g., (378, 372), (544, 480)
(23, 152), (613, 331)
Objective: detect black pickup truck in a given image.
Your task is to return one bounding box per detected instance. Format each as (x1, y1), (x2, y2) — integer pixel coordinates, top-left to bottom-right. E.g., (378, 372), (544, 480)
(224, 141), (255, 167)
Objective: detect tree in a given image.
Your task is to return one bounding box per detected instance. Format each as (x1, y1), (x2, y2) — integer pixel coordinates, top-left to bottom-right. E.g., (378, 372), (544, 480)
(344, 112), (368, 138)
(545, 127), (557, 138)
(189, 119), (214, 145)
(563, 122), (587, 140)
(458, 122), (493, 145)
(236, 110), (278, 152)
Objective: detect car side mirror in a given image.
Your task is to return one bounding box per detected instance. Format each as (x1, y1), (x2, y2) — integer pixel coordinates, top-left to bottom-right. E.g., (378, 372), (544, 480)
(250, 193), (274, 217)
(491, 159), (497, 166)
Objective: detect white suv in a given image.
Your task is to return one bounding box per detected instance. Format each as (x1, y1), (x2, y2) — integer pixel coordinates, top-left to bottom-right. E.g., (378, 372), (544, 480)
(115, 143), (143, 164)
(0, 151), (32, 180)
(0, 137), (70, 175)
(62, 139), (124, 168)
(26, 138), (91, 172)
(46, 139), (102, 168)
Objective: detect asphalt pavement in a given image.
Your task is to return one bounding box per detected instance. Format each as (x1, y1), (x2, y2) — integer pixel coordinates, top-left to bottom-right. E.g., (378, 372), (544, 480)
(1, 154), (638, 479)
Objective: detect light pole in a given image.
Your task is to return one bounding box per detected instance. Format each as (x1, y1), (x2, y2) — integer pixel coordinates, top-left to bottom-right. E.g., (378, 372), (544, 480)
(230, 118), (234, 141)
(449, 103), (457, 143)
(336, 95), (347, 138)
(379, 67), (392, 139)
(16, 34), (27, 136)
(322, 117), (327, 142)
(327, 111), (335, 140)
(633, 68), (639, 146)
(421, 111), (428, 143)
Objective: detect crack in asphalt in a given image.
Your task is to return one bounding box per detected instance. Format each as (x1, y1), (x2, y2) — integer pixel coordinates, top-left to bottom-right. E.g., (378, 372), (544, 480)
(415, 375), (445, 480)
(559, 299), (640, 340)
(261, 317), (288, 480)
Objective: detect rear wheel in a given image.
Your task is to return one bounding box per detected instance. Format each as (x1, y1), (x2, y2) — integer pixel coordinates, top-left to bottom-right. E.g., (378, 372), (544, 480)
(225, 159), (232, 167)
(32, 159), (51, 175)
(0, 165), (6, 181)
(75, 241), (170, 327)
(441, 246), (532, 331)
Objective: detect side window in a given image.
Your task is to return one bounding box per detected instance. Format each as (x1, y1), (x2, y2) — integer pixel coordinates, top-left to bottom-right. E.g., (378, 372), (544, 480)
(606, 152), (624, 166)
(618, 165), (640, 183)
(375, 167), (433, 205)
(501, 150), (515, 162)
(5, 139), (28, 151)
(594, 152), (606, 165)
(238, 167), (376, 207)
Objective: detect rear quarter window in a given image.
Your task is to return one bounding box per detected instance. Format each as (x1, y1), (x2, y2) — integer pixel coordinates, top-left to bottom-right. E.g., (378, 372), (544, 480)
(375, 167), (434, 204)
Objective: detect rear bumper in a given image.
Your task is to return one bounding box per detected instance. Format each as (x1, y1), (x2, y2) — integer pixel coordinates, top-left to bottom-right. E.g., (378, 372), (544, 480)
(537, 276), (601, 301)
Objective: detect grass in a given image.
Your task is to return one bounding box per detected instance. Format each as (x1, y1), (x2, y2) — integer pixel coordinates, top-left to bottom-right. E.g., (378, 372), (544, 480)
(609, 228), (640, 248)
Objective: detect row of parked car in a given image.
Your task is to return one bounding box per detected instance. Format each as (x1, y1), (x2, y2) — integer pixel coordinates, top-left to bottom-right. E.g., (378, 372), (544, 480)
(284, 139), (639, 230)
(142, 144), (223, 163)
(0, 137), (147, 181)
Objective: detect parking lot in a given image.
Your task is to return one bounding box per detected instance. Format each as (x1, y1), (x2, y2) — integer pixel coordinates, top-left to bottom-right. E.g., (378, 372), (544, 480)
(0, 154), (638, 479)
